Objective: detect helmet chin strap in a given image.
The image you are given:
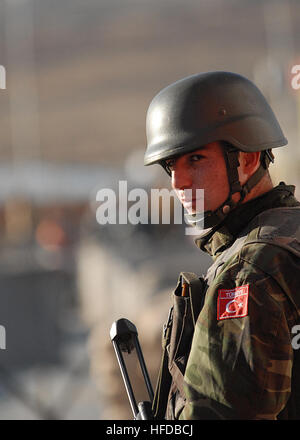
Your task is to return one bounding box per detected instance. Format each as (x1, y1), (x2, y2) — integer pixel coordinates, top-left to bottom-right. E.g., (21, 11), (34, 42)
(185, 146), (273, 230)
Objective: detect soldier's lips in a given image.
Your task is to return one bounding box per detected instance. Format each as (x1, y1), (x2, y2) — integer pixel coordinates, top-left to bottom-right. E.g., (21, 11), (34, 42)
(181, 199), (194, 208)
(181, 198), (203, 211)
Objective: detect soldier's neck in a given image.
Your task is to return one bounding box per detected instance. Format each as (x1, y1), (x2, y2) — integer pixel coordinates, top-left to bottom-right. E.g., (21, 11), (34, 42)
(232, 173), (273, 205)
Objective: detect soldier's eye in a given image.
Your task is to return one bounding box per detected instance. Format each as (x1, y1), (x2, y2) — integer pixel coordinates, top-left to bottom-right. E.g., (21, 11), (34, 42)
(189, 154), (203, 162)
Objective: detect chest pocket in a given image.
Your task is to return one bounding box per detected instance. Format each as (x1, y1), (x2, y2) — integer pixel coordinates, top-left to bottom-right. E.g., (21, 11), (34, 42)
(165, 272), (207, 420)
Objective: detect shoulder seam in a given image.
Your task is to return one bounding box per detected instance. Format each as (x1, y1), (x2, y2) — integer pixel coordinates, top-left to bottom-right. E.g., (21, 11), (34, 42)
(241, 239), (300, 258)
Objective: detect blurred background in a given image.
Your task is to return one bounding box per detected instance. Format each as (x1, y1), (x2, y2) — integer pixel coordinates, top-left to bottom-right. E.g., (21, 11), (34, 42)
(0, 0), (299, 420)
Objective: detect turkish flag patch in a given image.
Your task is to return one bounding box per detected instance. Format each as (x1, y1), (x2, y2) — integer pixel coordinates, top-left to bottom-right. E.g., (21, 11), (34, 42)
(217, 285), (249, 321)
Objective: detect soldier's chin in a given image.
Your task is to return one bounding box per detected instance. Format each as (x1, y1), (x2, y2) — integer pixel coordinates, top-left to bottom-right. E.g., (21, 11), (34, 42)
(183, 200), (204, 214)
(184, 206), (195, 215)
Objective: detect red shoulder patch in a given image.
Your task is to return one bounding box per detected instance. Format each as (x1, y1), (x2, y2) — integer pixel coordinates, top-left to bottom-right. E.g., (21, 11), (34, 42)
(217, 285), (249, 321)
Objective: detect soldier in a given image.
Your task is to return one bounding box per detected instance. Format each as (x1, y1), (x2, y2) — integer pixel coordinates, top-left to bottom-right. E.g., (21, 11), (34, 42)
(144, 71), (300, 420)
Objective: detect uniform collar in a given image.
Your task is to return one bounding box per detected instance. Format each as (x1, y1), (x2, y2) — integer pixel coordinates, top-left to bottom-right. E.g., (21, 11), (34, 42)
(194, 182), (299, 258)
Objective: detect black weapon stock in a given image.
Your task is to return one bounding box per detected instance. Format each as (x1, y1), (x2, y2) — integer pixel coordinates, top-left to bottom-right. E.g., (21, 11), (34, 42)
(110, 318), (154, 420)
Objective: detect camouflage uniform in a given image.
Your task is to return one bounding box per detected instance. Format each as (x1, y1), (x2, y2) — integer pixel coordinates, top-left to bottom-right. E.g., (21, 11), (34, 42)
(154, 182), (300, 420)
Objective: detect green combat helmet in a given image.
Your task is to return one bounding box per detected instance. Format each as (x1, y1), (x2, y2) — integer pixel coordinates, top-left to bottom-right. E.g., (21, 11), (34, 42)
(144, 71), (287, 228)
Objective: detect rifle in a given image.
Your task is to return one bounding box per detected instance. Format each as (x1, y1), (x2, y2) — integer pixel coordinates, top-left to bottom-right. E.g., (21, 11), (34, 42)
(110, 318), (154, 420)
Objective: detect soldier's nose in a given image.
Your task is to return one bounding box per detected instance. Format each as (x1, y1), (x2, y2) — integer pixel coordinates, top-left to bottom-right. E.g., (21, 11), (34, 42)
(171, 163), (193, 191)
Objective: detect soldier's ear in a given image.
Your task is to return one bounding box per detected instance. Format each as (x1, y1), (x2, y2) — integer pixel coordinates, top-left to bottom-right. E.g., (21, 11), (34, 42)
(239, 151), (260, 173)
(238, 151), (261, 185)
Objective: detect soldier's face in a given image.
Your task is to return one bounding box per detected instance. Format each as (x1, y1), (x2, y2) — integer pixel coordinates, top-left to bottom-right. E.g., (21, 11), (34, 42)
(166, 141), (229, 214)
